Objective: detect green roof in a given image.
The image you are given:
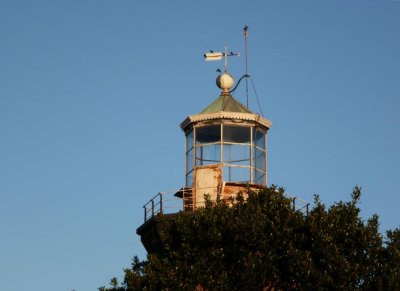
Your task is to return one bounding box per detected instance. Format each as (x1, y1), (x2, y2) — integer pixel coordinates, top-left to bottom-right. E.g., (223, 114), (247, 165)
(199, 93), (252, 114)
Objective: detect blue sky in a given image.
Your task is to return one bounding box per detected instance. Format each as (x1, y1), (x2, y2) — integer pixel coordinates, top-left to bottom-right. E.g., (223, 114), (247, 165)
(0, 1), (399, 290)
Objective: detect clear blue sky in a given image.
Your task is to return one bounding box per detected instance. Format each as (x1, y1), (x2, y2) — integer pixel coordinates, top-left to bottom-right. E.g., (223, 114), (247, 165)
(0, 1), (399, 290)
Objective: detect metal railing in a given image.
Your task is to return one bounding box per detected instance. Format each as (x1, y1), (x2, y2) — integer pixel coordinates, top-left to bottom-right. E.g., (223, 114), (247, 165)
(142, 187), (310, 222)
(290, 195), (310, 216)
(143, 191), (183, 222)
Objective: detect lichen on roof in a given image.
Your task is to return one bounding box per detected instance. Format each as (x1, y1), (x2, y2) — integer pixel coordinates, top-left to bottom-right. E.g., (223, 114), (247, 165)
(199, 93), (252, 114)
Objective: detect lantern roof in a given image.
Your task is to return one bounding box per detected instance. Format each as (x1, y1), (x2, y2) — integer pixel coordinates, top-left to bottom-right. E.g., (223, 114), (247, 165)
(199, 92), (252, 114)
(180, 92), (272, 131)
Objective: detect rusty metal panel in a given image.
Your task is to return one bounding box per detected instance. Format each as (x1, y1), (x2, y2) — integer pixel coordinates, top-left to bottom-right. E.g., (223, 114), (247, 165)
(220, 182), (263, 202)
(193, 165), (222, 209)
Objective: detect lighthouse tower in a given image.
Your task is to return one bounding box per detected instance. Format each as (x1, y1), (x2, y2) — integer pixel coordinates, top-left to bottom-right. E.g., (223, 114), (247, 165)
(177, 72), (272, 210)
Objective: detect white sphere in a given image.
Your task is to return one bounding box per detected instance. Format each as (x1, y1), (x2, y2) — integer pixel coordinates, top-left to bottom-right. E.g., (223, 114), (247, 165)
(216, 73), (234, 91)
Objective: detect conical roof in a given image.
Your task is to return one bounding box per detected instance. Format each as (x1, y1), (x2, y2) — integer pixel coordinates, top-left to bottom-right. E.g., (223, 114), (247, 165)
(180, 92), (272, 131)
(199, 93), (252, 114)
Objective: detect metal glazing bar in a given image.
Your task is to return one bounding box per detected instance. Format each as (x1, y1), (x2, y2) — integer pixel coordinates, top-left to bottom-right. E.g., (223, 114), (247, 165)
(264, 132), (267, 185)
(250, 127), (253, 183)
(159, 192), (163, 214)
(195, 159), (220, 163)
(196, 141), (222, 146)
(222, 141), (252, 146)
(222, 164), (252, 169)
(220, 124), (223, 167)
(224, 158), (251, 163)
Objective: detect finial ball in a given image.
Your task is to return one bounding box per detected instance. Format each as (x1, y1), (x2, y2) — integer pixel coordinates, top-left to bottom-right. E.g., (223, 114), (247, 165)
(216, 73), (234, 92)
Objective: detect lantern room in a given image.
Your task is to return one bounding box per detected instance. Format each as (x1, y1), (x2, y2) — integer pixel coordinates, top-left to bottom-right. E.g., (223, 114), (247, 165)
(178, 72), (272, 209)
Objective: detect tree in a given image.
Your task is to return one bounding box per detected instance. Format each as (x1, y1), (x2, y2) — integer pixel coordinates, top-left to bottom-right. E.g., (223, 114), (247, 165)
(100, 186), (400, 290)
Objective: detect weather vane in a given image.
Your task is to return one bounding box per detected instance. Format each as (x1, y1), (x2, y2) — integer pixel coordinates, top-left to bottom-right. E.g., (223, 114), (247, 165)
(204, 46), (240, 72)
(203, 26), (256, 109)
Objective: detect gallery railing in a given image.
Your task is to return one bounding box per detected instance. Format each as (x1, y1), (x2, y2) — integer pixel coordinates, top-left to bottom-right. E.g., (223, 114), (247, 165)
(142, 187), (310, 222)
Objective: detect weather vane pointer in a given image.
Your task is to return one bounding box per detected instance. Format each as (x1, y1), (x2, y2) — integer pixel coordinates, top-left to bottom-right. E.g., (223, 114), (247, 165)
(204, 46), (240, 72)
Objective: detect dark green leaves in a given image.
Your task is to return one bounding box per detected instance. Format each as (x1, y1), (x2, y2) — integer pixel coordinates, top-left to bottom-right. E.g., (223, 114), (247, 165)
(101, 186), (400, 290)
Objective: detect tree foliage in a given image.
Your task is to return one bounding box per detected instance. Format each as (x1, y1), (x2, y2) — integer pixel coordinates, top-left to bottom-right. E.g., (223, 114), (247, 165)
(100, 186), (400, 290)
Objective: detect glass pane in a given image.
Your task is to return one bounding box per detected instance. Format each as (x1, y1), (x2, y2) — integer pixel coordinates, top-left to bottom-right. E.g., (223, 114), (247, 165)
(196, 125), (221, 144)
(186, 130), (194, 151)
(223, 144), (250, 166)
(223, 125), (251, 143)
(186, 171), (194, 187)
(253, 169), (265, 185)
(254, 148), (265, 172)
(223, 166), (250, 183)
(254, 128), (265, 149)
(196, 144), (220, 166)
(186, 148), (194, 173)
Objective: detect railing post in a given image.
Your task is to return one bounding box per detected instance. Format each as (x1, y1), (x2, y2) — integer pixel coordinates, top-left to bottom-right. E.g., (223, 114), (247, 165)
(144, 206), (147, 222)
(151, 199), (154, 217)
(293, 197), (296, 212)
(159, 192), (163, 214)
(306, 203), (309, 216)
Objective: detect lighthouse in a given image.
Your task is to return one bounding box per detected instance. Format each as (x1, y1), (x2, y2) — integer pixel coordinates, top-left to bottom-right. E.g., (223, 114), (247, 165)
(137, 69), (272, 252)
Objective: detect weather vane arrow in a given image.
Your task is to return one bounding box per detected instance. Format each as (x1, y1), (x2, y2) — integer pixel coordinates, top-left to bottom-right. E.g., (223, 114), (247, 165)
(204, 46), (240, 72)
